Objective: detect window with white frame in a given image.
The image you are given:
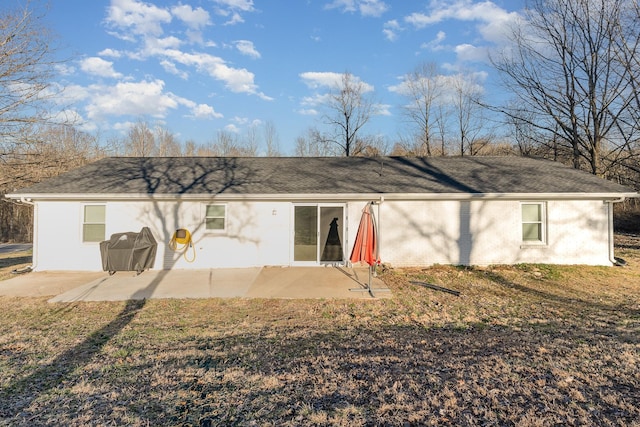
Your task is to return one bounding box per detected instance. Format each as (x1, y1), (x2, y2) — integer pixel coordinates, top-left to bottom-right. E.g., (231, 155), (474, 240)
(521, 202), (546, 243)
(83, 205), (105, 242)
(205, 204), (226, 231)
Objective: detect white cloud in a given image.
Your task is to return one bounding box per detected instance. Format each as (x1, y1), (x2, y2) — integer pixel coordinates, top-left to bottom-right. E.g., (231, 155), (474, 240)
(159, 60), (189, 79)
(113, 120), (134, 131)
(359, 0), (389, 17)
(325, 0), (389, 17)
(212, 0), (254, 25)
(374, 103), (392, 116)
(300, 71), (374, 93)
(383, 19), (402, 42)
(49, 108), (85, 127)
(161, 49), (267, 97)
(213, 0), (254, 12)
(224, 123), (241, 133)
(421, 30), (446, 51)
(234, 40), (261, 59)
(300, 71), (345, 89)
(232, 116), (250, 125)
(101, 0), (268, 99)
(171, 4), (210, 44)
(171, 4), (210, 29)
(106, 0), (172, 38)
(404, 1), (520, 63)
(144, 35), (183, 53)
(79, 57), (123, 79)
(299, 72), (375, 114)
(57, 84), (91, 104)
(223, 12), (244, 25)
(85, 79), (179, 119)
(191, 103), (223, 119)
(55, 64), (76, 76)
(404, 1), (519, 40)
(184, 29), (205, 45)
(455, 43), (488, 62)
(98, 48), (123, 58)
(388, 71), (486, 104)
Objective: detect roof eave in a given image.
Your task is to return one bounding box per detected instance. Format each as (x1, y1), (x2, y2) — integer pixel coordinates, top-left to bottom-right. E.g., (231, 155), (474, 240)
(6, 191), (639, 202)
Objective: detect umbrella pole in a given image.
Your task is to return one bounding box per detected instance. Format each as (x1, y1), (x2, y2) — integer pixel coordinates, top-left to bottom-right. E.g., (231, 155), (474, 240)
(349, 202), (390, 297)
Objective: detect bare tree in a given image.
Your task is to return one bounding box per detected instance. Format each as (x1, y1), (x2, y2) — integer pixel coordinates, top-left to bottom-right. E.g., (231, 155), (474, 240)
(450, 73), (490, 156)
(355, 134), (390, 157)
(492, 0), (640, 176)
(434, 102), (450, 156)
(183, 139), (197, 156)
(0, 0), (67, 167)
(125, 120), (156, 157)
(294, 127), (334, 157)
(322, 72), (375, 156)
(244, 124), (260, 157)
(395, 65), (491, 156)
(263, 120), (280, 156)
(397, 62), (443, 156)
(155, 125), (182, 156)
(209, 130), (258, 156)
(0, 124), (105, 242)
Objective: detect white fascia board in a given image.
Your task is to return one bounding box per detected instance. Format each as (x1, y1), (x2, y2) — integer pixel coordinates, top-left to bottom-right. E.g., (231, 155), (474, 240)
(6, 191), (639, 202)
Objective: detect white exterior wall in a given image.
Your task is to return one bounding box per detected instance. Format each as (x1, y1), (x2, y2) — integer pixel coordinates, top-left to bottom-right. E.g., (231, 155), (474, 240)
(33, 200), (292, 271)
(32, 198), (612, 271)
(380, 199), (611, 267)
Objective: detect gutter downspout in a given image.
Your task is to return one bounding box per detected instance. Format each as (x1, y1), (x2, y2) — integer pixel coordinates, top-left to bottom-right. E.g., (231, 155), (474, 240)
(16, 197), (37, 273)
(607, 198), (627, 266)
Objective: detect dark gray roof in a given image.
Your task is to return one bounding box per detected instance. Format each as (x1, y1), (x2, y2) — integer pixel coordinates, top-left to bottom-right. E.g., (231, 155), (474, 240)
(8, 156), (636, 198)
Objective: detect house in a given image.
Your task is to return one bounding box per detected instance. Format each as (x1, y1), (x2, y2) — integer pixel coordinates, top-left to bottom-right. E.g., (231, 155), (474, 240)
(5, 156), (637, 271)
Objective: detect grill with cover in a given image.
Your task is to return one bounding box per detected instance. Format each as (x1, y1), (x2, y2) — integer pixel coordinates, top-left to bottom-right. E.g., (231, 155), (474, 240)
(100, 227), (157, 275)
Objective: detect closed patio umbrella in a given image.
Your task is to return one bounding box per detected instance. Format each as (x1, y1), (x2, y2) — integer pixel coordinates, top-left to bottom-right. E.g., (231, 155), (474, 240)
(350, 202), (386, 297)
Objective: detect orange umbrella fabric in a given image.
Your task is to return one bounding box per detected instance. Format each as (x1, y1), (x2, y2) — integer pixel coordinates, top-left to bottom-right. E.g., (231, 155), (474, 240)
(350, 203), (379, 267)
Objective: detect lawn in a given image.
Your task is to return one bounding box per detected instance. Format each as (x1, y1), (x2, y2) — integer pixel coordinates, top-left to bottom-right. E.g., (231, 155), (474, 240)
(0, 238), (639, 426)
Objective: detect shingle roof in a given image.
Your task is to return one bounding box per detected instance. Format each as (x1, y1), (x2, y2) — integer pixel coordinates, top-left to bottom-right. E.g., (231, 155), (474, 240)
(8, 156), (636, 198)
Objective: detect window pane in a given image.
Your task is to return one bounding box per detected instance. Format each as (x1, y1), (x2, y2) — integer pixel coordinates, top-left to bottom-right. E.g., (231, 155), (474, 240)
(522, 223), (542, 241)
(206, 218), (225, 230)
(83, 224), (105, 242)
(522, 204), (541, 222)
(206, 205), (225, 217)
(84, 205), (105, 223)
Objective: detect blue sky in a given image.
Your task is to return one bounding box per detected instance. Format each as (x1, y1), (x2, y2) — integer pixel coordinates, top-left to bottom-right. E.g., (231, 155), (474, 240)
(42, 0), (525, 155)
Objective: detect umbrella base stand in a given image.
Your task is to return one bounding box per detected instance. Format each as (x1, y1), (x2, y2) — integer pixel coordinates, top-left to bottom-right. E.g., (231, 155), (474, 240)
(349, 266), (390, 297)
(349, 287), (391, 298)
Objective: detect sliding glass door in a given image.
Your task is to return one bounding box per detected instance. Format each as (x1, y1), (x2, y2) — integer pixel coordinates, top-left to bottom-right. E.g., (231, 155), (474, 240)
(293, 204), (345, 265)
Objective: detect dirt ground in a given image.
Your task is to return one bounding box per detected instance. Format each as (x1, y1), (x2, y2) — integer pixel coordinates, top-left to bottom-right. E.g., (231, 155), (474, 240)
(0, 238), (639, 426)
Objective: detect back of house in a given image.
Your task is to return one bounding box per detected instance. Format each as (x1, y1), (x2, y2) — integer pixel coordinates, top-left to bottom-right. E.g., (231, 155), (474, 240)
(6, 156), (637, 271)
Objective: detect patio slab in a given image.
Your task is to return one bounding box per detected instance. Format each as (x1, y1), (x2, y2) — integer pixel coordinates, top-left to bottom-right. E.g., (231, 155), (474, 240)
(0, 266), (391, 302)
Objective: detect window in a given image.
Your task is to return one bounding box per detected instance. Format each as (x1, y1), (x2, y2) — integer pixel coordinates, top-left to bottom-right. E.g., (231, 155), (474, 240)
(205, 204), (226, 231)
(83, 205), (105, 242)
(521, 202), (546, 243)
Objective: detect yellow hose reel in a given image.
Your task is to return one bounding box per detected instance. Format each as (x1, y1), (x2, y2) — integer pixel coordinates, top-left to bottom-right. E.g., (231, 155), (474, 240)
(169, 228), (196, 262)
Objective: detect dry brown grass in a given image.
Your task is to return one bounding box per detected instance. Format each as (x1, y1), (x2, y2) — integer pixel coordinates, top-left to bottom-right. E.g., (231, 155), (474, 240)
(1, 238), (639, 426)
(0, 250), (31, 281)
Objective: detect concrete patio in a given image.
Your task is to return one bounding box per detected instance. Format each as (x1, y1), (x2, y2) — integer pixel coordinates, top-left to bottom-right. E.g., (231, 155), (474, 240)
(0, 266), (391, 302)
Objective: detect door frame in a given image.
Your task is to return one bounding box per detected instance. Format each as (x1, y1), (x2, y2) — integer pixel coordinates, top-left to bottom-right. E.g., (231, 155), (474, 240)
(291, 203), (346, 266)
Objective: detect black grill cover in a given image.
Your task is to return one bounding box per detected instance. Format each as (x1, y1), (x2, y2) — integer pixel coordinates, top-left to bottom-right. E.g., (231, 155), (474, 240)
(100, 227), (157, 274)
